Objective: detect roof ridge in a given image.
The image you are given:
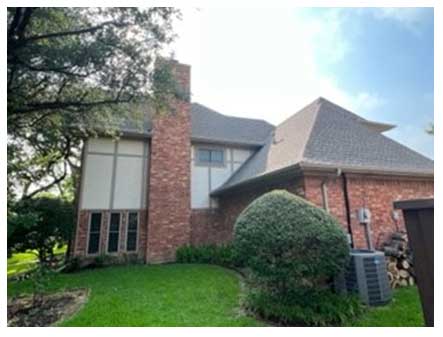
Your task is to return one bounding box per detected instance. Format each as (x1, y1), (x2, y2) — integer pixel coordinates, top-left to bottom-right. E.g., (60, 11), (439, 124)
(299, 98), (323, 162)
(275, 97), (323, 128)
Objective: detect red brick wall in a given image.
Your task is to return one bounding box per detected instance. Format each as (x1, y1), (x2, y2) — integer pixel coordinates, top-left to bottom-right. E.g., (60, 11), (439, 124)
(303, 174), (347, 225)
(303, 174), (434, 249)
(190, 172), (433, 251)
(190, 177), (305, 245)
(146, 61), (192, 263)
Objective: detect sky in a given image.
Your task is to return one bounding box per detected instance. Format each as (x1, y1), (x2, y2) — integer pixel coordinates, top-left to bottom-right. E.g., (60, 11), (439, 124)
(169, 7), (434, 159)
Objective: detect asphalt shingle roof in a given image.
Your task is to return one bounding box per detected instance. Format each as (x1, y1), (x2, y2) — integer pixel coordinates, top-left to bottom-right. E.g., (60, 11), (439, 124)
(190, 103), (274, 145)
(214, 97), (434, 193)
(116, 102), (274, 146)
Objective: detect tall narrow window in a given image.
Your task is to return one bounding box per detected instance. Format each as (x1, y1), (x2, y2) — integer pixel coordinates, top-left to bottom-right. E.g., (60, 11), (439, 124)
(88, 213), (102, 254)
(108, 213), (120, 253)
(126, 212), (138, 252)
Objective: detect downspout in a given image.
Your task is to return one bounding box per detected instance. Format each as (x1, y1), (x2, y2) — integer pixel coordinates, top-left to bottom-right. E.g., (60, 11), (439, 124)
(341, 171), (354, 248)
(321, 180), (329, 213)
(145, 139), (152, 264)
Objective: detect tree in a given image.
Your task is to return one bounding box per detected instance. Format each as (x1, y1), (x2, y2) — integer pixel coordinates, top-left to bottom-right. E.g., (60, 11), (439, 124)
(427, 123), (434, 135)
(7, 7), (180, 201)
(8, 196), (74, 264)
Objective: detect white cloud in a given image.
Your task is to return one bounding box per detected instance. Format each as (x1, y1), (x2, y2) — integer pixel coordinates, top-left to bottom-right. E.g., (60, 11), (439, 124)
(386, 123), (434, 159)
(169, 8), (385, 125)
(369, 7), (430, 35)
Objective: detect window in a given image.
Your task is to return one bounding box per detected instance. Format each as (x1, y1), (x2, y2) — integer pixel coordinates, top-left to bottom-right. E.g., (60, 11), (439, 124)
(88, 213), (102, 254)
(126, 212), (138, 252)
(197, 148), (224, 165)
(108, 212), (120, 253)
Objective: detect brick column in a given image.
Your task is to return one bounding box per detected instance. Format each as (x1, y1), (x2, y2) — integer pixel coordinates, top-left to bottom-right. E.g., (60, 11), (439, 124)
(146, 61), (192, 263)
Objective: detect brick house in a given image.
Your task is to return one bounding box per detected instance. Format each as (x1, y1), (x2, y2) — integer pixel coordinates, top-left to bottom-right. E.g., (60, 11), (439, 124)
(72, 60), (434, 263)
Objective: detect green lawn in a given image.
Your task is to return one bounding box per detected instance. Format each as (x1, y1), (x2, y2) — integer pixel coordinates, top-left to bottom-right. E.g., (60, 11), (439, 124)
(7, 246), (67, 277)
(8, 264), (263, 327)
(7, 263), (424, 327)
(350, 286), (424, 327)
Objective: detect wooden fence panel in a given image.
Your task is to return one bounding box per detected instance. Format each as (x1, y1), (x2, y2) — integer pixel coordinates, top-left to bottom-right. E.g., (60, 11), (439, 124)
(394, 198), (433, 327)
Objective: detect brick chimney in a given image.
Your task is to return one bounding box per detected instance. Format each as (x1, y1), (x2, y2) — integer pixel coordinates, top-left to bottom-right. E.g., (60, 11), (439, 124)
(146, 60), (192, 263)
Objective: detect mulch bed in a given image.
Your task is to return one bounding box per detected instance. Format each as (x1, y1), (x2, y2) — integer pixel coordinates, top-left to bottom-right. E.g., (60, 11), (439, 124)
(8, 289), (89, 327)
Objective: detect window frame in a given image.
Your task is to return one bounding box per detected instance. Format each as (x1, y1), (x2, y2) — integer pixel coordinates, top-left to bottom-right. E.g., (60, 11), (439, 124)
(87, 212), (102, 256)
(107, 212), (121, 254)
(126, 211), (139, 252)
(195, 146), (226, 167)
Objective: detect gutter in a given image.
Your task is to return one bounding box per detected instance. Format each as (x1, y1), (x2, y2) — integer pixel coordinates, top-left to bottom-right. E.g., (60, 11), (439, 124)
(298, 162), (434, 178)
(213, 161), (433, 196)
(190, 136), (265, 148)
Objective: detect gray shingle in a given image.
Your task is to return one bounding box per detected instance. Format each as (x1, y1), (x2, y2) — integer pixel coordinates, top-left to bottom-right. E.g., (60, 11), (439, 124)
(114, 102), (274, 146)
(303, 99), (433, 173)
(190, 103), (274, 145)
(215, 97), (433, 193)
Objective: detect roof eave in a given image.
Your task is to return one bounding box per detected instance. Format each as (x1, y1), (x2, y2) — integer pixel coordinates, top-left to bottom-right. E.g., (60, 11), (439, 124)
(211, 164), (303, 196)
(191, 136), (265, 148)
(299, 162), (434, 178)
(212, 161), (433, 196)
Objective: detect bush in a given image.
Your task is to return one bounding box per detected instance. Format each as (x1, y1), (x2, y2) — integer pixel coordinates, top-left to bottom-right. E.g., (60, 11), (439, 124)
(176, 244), (242, 267)
(62, 257), (81, 273)
(8, 196), (74, 264)
(246, 287), (363, 326)
(234, 190), (349, 294)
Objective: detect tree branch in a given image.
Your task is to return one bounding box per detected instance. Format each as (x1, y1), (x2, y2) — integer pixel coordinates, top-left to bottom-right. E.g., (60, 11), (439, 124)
(12, 96), (134, 115)
(22, 20), (128, 43)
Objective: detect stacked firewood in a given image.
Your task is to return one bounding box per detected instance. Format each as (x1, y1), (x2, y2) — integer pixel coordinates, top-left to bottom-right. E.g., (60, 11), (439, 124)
(382, 232), (416, 288)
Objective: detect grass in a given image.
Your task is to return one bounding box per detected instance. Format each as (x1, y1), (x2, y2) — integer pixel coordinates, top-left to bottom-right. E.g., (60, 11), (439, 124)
(7, 262), (424, 327)
(7, 246), (67, 277)
(8, 264), (263, 327)
(350, 286), (424, 327)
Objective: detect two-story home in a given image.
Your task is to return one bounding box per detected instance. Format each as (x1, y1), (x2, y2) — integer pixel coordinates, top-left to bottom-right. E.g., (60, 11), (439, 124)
(72, 60), (433, 263)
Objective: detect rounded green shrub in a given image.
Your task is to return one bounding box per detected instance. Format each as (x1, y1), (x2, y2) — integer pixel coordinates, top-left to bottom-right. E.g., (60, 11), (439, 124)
(233, 190), (349, 293)
(246, 287), (363, 326)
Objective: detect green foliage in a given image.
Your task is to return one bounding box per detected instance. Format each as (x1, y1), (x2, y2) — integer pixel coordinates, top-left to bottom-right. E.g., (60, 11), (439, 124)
(246, 287), (363, 326)
(7, 8), (180, 201)
(8, 264), (424, 326)
(8, 264), (263, 327)
(8, 196), (74, 264)
(92, 254), (112, 268)
(29, 263), (55, 307)
(234, 190), (350, 294)
(233, 190), (352, 326)
(427, 123), (434, 135)
(62, 257), (81, 274)
(351, 286), (424, 327)
(176, 244), (242, 268)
